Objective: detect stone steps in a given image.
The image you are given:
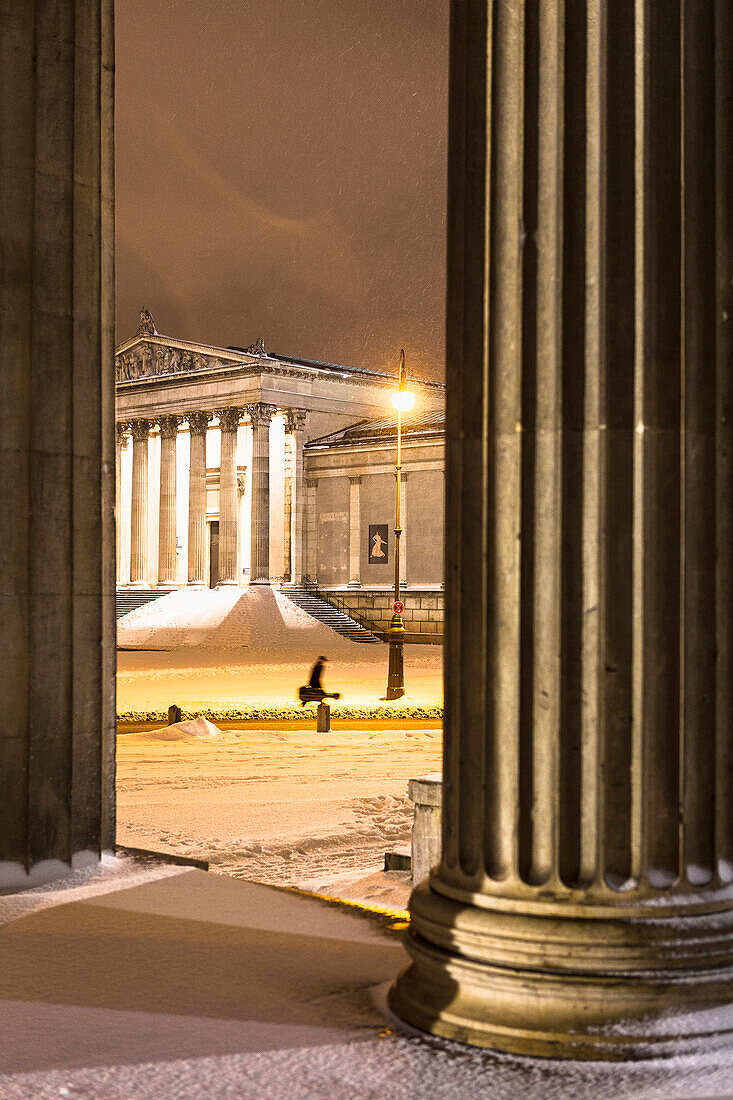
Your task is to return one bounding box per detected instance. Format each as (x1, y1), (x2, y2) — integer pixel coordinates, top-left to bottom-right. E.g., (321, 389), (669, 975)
(283, 587), (382, 644)
(115, 587), (170, 620)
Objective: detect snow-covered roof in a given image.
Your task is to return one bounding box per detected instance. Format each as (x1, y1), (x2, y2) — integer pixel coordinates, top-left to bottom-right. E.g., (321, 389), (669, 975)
(305, 408), (446, 450)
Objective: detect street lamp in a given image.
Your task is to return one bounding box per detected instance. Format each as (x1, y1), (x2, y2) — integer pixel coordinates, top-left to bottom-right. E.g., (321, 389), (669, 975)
(386, 349), (415, 700)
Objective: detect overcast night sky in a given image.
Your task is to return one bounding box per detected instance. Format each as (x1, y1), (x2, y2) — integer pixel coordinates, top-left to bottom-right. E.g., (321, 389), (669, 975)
(115, 1), (449, 381)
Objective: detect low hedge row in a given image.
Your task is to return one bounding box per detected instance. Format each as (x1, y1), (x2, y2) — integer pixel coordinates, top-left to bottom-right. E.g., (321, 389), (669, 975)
(116, 703), (443, 724)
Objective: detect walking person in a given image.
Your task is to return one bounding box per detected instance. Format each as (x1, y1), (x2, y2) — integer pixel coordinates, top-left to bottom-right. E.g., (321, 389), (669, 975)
(298, 655), (341, 705)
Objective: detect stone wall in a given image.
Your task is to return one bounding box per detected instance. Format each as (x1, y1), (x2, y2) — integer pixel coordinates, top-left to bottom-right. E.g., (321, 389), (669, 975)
(320, 588), (444, 643)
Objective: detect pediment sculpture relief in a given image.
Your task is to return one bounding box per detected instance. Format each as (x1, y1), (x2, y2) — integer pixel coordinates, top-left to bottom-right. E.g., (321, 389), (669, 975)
(115, 343), (226, 381)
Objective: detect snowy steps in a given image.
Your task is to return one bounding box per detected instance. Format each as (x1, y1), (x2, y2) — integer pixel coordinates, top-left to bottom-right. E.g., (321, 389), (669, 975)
(283, 587), (382, 643)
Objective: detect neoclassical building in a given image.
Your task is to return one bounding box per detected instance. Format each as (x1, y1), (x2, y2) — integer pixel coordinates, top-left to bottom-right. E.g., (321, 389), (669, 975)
(115, 310), (445, 608)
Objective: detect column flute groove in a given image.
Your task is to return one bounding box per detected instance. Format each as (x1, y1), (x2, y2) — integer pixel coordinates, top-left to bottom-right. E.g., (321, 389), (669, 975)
(714, 0), (733, 888)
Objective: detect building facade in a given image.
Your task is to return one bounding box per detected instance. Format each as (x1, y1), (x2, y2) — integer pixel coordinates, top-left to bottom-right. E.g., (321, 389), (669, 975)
(115, 311), (445, 604)
(305, 412), (445, 639)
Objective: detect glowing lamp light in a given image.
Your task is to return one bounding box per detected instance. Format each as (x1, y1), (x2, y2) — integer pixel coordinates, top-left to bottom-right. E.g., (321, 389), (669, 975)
(392, 388), (415, 412)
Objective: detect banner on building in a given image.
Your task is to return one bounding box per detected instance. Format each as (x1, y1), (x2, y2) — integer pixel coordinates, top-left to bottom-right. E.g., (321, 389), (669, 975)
(368, 524), (389, 564)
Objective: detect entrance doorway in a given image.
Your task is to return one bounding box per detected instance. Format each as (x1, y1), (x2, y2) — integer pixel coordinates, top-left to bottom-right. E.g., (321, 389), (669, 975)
(209, 521), (220, 588)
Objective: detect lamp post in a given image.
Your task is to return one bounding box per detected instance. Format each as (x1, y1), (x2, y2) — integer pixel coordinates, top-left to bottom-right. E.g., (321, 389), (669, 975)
(386, 349), (415, 700)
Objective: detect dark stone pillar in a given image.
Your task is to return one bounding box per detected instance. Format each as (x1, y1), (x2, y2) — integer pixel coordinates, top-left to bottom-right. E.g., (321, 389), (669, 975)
(390, 0), (733, 1058)
(0, 0), (116, 885)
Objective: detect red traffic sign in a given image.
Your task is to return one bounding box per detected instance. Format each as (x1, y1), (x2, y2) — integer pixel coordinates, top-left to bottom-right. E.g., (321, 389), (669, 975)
(393, 600), (405, 614)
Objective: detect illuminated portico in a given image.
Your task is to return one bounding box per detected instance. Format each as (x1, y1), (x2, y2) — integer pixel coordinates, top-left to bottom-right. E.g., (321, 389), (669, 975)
(115, 314), (444, 587)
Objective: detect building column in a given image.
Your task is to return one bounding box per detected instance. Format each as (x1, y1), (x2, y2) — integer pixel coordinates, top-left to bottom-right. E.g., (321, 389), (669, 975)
(283, 434), (293, 581)
(390, 0), (733, 1058)
(236, 466), (247, 586)
(218, 408), (240, 585)
(129, 419), (152, 585)
(348, 476), (361, 587)
(305, 478), (318, 585)
(246, 403), (276, 584)
(116, 423), (128, 581)
(157, 415), (181, 588)
(187, 411), (210, 585)
(399, 471), (408, 588)
(286, 410), (307, 585)
(0, 0), (115, 882)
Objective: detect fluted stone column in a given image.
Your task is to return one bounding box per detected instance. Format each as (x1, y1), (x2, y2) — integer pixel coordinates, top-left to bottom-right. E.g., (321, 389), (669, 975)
(0, 0), (115, 883)
(286, 410), (307, 585)
(116, 423), (128, 581)
(218, 408), (240, 585)
(399, 471), (408, 588)
(187, 412), (210, 585)
(129, 419), (152, 585)
(246, 403), (276, 584)
(236, 467), (247, 585)
(348, 476), (361, 587)
(157, 415), (181, 588)
(283, 434), (293, 581)
(305, 478), (318, 584)
(390, 0), (733, 1058)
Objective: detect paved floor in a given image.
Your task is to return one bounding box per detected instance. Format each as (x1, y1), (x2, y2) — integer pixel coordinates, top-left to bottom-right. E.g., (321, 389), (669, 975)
(0, 859), (731, 1099)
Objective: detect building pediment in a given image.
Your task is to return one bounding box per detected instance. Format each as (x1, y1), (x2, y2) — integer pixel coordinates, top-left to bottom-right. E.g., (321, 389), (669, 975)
(115, 311), (446, 399)
(115, 334), (268, 384)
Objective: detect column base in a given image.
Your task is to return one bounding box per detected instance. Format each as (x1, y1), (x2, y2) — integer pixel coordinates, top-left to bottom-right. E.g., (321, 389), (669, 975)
(216, 579), (238, 587)
(249, 579), (271, 586)
(389, 880), (733, 1060)
(347, 581), (362, 588)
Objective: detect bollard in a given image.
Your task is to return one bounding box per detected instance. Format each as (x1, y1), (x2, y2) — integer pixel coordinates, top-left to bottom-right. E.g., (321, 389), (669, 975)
(408, 773), (443, 885)
(168, 703), (182, 725)
(317, 702), (331, 732)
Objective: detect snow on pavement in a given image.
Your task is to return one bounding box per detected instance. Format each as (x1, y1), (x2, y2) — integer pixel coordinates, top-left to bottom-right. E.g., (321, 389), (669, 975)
(116, 724), (442, 898)
(0, 868), (730, 1100)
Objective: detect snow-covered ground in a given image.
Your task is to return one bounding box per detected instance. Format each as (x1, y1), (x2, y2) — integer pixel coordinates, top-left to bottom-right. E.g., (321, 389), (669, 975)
(117, 586), (361, 656)
(115, 588), (443, 906)
(1, 865), (730, 1099)
(117, 723), (441, 908)
(117, 586), (443, 710)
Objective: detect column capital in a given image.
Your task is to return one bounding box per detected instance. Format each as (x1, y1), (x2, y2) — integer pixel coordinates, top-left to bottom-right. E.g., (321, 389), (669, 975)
(348, 475), (362, 486)
(306, 478), (318, 489)
(285, 409), (308, 434)
(158, 414), (182, 439)
(129, 418), (152, 442)
(187, 411), (211, 436)
(218, 407), (242, 433)
(246, 402), (277, 428)
(400, 470), (408, 483)
(116, 422), (129, 445)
